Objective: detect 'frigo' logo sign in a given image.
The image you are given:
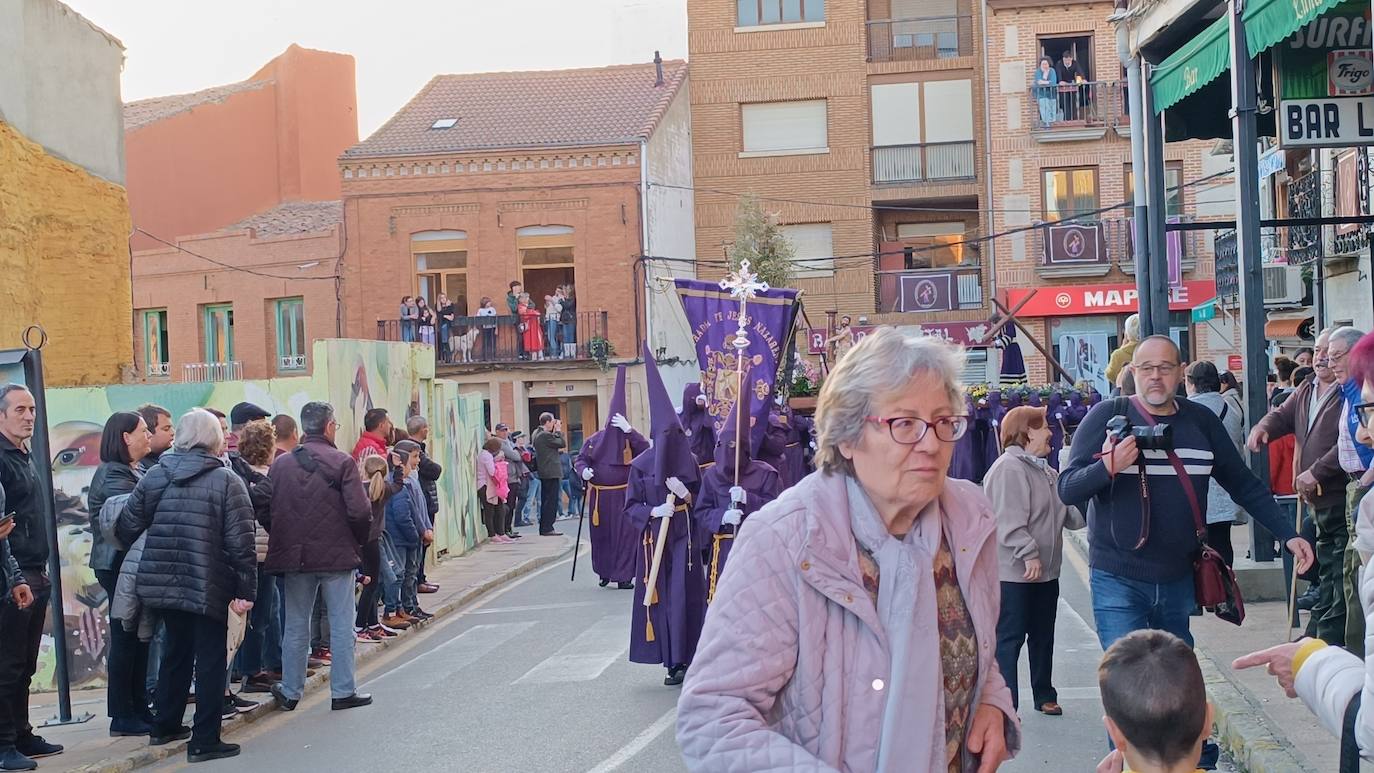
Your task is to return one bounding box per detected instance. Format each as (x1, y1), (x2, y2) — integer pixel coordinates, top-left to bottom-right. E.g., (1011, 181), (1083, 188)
(1329, 50), (1374, 96)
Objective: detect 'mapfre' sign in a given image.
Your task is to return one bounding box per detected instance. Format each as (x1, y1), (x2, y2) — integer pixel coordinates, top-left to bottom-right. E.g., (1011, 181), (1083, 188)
(1281, 95), (1374, 146)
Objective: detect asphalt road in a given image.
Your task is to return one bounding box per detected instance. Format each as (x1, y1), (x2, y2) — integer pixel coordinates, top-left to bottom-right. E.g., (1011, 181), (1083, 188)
(144, 535), (1227, 773)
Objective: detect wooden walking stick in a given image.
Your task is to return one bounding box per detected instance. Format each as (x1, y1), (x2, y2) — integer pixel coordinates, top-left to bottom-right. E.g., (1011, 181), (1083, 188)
(643, 493), (678, 607)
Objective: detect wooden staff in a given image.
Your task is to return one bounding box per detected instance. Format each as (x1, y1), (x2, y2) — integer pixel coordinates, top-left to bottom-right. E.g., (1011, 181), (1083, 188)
(643, 492), (678, 608)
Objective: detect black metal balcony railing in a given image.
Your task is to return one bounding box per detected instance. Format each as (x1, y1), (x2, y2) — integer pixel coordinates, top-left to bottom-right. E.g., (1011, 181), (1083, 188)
(876, 266), (983, 313)
(1286, 169), (1321, 265)
(872, 141), (975, 184)
(377, 311), (609, 366)
(1027, 81), (1124, 132)
(866, 16), (973, 62)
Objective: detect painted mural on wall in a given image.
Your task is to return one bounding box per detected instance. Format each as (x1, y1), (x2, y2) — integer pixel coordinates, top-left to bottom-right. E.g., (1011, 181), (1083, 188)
(22, 339), (483, 692)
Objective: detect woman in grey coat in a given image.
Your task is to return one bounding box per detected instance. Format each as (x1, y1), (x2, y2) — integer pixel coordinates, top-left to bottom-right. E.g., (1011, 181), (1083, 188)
(1187, 361), (1246, 566)
(984, 406), (1085, 717)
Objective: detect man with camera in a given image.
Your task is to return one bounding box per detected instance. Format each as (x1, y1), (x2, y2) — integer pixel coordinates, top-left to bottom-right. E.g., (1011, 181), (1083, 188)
(1060, 336), (1314, 651)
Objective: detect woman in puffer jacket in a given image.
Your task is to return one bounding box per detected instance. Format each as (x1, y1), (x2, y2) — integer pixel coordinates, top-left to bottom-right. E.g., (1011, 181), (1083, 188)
(1233, 332), (1374, 760)
(115, 409), (256, 764)
(89, 411), (152, 737)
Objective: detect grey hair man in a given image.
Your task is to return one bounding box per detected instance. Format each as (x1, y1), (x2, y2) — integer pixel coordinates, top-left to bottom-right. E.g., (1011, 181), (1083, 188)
(0, 384), (61, 769)
(263, 401), (374, 713)
(1328, 326), (1372, 655)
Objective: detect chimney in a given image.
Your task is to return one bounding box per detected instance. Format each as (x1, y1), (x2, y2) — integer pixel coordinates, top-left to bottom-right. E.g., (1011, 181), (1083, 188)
(654, 51), (664, 86)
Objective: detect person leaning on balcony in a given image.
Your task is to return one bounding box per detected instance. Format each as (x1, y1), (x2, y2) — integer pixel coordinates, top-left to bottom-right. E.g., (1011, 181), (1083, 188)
(1054, 50), (1086, 120)
(1034, 57), (1060, 126)
(1105, 313), (1141, 388)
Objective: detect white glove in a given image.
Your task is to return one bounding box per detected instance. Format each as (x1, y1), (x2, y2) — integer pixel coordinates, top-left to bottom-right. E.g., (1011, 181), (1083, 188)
(722, 508), (743, 527)
(651, 502), (674, 520)
(666, 476), (689, 500)
(581, 467), (595, 481)
(729, 486), (747, 505)
(611, 413), (632, 433)
(695, 394), (707, 406)
(809, 440), (818, 451)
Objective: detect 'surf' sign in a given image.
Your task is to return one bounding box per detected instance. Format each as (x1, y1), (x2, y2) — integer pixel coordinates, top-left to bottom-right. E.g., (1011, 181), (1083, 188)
(1281, 96), (1374, 147)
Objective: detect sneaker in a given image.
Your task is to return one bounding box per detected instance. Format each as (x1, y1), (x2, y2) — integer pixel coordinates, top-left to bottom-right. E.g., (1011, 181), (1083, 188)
(409, 609), (434, 621)
(149, 725), (192, 746)
(242, 673), (274, 693)
(506, 532), (524, 539)
(369, 625), (399, 639)
(540, 530), (563, 537)
(230, 693), (258, 713)
(355, 628), (379, 643)
(220, 697), (238, 720)
(269, 683), (298, 711)
(0, 747), (36, 771)
(15, 737), (62, 760)
(381, 613), (412, 630)
(312, 647), (333, 663)
(377, 620), (406, 634)
(418, 582), (440, 593)
(187, 741), (240, 764)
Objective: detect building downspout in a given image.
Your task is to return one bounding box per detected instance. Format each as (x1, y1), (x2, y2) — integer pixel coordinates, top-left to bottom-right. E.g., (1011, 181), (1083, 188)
(639, 138), (652, 355)
(980, 0), (997, 304)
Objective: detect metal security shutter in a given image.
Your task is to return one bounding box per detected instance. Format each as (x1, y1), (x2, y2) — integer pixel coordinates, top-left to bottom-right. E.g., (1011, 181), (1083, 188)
(742, 100), (829, 153)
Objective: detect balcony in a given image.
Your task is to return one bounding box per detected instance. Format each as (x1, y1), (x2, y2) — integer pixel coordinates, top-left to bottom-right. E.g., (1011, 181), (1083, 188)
(872, 142), (975, 185)
(183, 361), (243, 383)
(866, 16), (973, 63)
(1027, 81), (1125, 141)
(1214, 229), (1298, 307)
(877, 266), (983, 313)
(376, 311), (610, 368)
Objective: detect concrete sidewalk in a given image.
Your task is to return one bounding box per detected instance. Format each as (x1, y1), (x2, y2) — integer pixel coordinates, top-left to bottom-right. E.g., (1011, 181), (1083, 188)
(28, 530), (572, 773)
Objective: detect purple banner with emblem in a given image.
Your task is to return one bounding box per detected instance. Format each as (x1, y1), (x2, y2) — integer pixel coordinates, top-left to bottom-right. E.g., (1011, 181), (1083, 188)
(897, 271), (956, 312)
(674, 278), (800, 450)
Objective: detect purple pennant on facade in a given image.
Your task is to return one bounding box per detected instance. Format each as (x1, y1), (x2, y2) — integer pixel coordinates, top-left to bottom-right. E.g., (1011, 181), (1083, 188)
(673, 278), (799, 453)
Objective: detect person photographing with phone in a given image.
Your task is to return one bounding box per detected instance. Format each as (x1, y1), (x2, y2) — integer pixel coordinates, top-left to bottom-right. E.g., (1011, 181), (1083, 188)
(1058, 336), (1314, 769)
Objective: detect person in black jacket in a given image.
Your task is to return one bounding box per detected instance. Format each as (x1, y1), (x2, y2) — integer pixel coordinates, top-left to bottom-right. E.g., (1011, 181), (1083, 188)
(88, 412), (153, 738)
(116, 408), (256, 764)
(0, 384), (64, 770)
(405, 415), (442, 593)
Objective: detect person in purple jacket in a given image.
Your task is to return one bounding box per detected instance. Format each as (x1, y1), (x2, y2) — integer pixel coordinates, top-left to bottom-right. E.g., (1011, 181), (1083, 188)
(626, 346), (704, 687)
(574, 366), (648, 590)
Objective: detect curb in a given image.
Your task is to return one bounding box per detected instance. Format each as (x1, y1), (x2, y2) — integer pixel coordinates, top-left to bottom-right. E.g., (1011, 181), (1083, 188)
(69, 544), (569, 773)
(1064, 529), (1310, 773)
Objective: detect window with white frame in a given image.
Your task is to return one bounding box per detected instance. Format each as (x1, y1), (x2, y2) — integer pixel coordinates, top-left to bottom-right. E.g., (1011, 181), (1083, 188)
(737, 0), (824, 26)
(741, 100), (828, 155)
(780, 223), (835, 277)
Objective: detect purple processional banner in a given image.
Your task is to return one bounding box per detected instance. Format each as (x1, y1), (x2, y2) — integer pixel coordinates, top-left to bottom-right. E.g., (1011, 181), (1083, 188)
(673, 278), (800, 450)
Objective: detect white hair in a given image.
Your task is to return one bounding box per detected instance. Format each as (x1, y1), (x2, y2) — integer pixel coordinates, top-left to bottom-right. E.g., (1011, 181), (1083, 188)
(1124, 313), (1141, 342)
(1330, 326), (1365, 351)
(174, 408), (225, 454)
(814, 327), (965, 475)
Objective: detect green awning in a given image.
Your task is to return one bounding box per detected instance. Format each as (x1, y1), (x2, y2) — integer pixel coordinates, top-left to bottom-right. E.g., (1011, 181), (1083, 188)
(1242, 0), (1344, 57)
(1151, 16), (1231, 114)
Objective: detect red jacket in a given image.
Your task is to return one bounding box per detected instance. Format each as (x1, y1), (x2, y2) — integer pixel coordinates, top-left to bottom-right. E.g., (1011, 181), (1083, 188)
(1268, 433), (1296, 496)
(351, 431), (388, 462)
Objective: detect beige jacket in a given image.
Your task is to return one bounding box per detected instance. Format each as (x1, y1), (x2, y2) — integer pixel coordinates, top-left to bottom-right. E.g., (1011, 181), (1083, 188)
(983, 445), (1085, 584)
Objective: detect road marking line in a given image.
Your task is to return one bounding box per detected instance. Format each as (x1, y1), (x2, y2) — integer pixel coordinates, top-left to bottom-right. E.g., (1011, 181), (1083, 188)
(360, 622), (534, 687)
(1058, 596), (1099, 643)
(513, 615), (629, 685)
(471, 600), (600, 615)
(585, 706), (677, 773)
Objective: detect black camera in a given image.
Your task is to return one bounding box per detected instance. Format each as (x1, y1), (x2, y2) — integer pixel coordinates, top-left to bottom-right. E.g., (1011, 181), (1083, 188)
(1105, 415), (1173, 451)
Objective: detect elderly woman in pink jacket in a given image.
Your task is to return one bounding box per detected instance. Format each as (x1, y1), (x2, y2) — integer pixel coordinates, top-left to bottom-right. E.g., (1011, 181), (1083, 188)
(678, 328), (1020, 773)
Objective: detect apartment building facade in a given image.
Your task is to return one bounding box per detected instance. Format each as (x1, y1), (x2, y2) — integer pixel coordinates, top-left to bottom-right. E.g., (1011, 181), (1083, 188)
(688, 0), (992, 374)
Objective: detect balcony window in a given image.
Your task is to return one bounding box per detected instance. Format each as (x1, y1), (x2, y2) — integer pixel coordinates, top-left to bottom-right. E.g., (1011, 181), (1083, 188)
(1124, 163), (1183, 218)
(780, 223), (834, 277)
(201, 304), (234, 364)
(871, 81), (974, 183)
(867, 0), (970, 61)
(517, 226), (576, 313)
(738, 0), (823, 27)
(413, 230), (469, 315)
(895, 223), (970, 269)
(141, 309), (169, 378)
(1043, 167), (1099, 221)
(741, 100), (828, 156)
(275, 297), (306, 372)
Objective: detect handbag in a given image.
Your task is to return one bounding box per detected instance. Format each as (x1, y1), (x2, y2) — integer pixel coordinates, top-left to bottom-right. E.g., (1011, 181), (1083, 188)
(1130, 397), (1245, 625)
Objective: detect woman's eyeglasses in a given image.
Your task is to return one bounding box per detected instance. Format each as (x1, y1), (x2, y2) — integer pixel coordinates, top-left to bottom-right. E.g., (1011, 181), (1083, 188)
(1356, 402), (1374, 429)
(864, 415), (969, 444)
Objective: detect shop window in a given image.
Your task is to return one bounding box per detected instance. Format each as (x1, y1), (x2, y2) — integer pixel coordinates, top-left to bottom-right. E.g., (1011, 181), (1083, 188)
(275, 298), (306, 372)
(1043, 167), (1099, 221)
(142, 309), (169, 377)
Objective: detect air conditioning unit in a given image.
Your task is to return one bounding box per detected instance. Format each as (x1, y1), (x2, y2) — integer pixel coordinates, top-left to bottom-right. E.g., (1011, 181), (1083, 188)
(1262, 265), (1305, 305)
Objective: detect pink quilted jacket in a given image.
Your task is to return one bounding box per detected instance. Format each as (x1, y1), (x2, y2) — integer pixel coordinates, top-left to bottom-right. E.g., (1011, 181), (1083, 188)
(677, 471), (1020, 772)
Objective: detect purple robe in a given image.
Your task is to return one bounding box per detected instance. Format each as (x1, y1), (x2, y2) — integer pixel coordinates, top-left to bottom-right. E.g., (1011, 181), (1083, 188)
(575, 428), (649, 583)
(756, 414), (788, 478)
(679, 384), (717, 472)
(695, 461), (781, 603)
(626, 461), (705, 669)
(777, 409), (807, 490)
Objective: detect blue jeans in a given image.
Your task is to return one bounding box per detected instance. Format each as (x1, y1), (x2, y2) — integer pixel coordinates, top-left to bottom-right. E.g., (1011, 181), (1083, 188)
(235, 565), (281, 676)
(560, 321), (576, 353)
(562, 479), (582, 518)
(1090, 567), (1196, 649)
(400, 320), (416, 342)
(380, 533), (402, 613)
(281, 572), (357, 700)
(545, 319), (559, 357)
(522, 478), (541, 524)
(401, 546), (422, 613)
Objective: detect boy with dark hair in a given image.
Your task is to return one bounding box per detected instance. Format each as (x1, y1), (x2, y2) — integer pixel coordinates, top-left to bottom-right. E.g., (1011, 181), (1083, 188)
(1097, 630), (1213, 773)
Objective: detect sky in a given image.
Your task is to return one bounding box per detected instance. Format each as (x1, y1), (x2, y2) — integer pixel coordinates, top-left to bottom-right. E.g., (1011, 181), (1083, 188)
(61, 0), (689, 137)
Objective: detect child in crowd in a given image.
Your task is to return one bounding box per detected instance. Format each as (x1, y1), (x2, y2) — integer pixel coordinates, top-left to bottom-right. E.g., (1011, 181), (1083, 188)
(1096, 630), (1213, 773)
(544, 291), (562, 359)
(356, 454), (402, 641)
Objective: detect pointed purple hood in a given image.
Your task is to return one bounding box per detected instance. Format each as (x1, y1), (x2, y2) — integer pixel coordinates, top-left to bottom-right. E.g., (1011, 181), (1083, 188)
(714, 391), (755, 477)
(633, 343), (700, 486)
(583, 365), (638, 469)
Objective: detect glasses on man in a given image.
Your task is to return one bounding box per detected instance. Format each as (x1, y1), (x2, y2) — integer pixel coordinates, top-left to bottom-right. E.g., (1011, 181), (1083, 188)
(1328, 348), (1350, 363)
(1356, 402), (1374, 428)
(1134, 362), (1179, 377)
(864, 415), (969, 444)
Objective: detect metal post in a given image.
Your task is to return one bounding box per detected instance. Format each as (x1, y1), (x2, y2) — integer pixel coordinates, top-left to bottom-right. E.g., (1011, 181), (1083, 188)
(1141, 62), (1171, 338)
(1228, 0), (1277, 559)
(1127, 54), (1153, 333)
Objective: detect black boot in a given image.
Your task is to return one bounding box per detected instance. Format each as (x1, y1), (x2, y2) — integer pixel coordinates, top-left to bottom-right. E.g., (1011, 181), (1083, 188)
(187, 741), (240, 763)
(617, 581), (634, 590)
(599, 577), (610, 587)
(664, 665), (687, 686)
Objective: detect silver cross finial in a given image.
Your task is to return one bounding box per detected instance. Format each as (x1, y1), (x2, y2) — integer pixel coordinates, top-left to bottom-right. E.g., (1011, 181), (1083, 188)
(719, 259), (769, 301)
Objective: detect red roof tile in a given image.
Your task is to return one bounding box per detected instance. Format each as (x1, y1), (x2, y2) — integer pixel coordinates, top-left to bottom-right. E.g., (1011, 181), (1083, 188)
(343, 60), (687, 159)
(226, 200), (343, 237)
(124, 79), (273, 132)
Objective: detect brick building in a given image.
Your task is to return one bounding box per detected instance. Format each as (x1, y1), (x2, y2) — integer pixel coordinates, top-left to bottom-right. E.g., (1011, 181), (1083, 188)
(688, 0), (992, 376)
(983, 0), (1231, 387)
(340, 59), (695, 439)
(126, 44), (358, 381)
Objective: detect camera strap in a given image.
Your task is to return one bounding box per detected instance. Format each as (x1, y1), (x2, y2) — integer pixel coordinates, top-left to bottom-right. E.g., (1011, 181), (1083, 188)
(1129, 396), (1207, 542)
(1101, 397), (1150, 551)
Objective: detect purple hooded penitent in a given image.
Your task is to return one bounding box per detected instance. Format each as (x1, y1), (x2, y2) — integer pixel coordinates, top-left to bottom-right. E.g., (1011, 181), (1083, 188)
(575, 365), (648, 584)
(695, 394), (782, 603)
(756, 411), (789, 478)
(679, 383), (717, 470)
(625, 345), (706, 670)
